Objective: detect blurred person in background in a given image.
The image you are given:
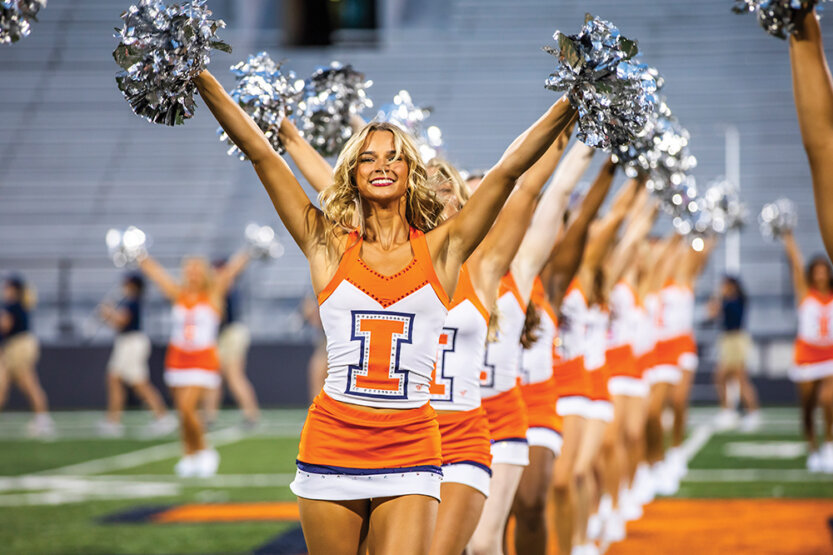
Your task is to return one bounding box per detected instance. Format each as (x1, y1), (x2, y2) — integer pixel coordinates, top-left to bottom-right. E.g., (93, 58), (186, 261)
(138, 252), (249, 477)
(203, 256), (259, 428)
(0, 275), (54, 437)
(781, 232), (833, 473)
(97, 273), (176, 437)
(301, 294), (327, 403)
(709, 275), (760, 431)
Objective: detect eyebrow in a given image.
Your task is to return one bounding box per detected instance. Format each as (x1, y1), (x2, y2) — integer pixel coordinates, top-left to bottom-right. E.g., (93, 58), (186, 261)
(359, 150), (398, 157)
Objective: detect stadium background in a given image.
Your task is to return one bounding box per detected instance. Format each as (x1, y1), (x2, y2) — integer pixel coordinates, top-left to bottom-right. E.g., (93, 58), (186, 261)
(2, 1), (833, 554)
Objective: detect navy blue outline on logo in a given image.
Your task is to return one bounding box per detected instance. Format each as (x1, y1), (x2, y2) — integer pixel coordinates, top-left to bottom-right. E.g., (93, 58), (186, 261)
(346, 310), (415, 399)
(429, 327), (458, 403)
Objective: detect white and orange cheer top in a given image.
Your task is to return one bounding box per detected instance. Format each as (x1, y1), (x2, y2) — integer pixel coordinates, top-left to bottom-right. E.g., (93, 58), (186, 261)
(557, 280), (589, 363)
(164, 294), (221, 387)
(795, 291), (833, 365)
(658, 282), (695, 341)
(429, 263), (490, 412)
(520, 277), (557, 386)
(480, 272), (526, 398)
(609, 281), (638, 350)
(318, 229), (450, 409)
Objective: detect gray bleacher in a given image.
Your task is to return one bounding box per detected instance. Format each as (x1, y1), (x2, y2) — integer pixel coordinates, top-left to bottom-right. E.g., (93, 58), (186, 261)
(1, 0), (831, 371)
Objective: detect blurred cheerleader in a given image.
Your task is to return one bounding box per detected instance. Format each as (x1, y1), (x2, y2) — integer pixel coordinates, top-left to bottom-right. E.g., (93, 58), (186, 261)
(790, 8), (833, 261)
(137, 251), (250, 476)
(781, 231), (833, 472)
(196, 68), (576, 554)
(98, 273), (176, 437)
(0, 275), (53, 437)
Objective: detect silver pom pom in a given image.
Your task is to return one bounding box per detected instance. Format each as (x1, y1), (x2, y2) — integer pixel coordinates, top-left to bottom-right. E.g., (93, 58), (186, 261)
(0, 0), (46, 44)
(106, 226), (150, 268)
(543, 14), (658, 150)
(375, 90), (444, 162)
(244, 223), (284, 260)
(219, 52), (303, 159)
(759, 198), (798, 240)
(733, 0), (822, 39)
(694, 179), (747, 234)
(113, 0), (231, 126)
(294, 61), (373, 157)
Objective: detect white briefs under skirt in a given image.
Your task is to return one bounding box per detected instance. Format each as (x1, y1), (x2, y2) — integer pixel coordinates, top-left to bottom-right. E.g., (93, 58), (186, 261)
(490, 439), (530, 466)
(527, 427), (563, 457)
(291, 464), (443, 501)
(441, 462), (491, 497)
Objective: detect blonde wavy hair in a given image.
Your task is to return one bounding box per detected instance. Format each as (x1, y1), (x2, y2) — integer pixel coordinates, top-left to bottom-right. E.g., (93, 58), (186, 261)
(427, 157), (471, 209)
(319, 122), (444, 234)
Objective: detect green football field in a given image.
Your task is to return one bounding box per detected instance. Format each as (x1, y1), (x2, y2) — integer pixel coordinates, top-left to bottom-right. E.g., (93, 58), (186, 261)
(0, 407), (831, 555)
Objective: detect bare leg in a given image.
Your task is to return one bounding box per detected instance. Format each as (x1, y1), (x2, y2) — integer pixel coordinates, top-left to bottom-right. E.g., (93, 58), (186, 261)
(714, 364), (728, 409)
(819, 376), (833, 443)
(623, 395), (646, 487)
(672, 370), (695, 448)
(573, 418), (607, 548)
(552, 415), (582, 555)
(645, 383), (670, 465)
(132, 382), (168, 418)
(512, 445), (555, 555)
(14, 366), (49, 414)
(224, 357), (260, 422)
(0, 368), (10, 411)
(106, 373), (126, 423)
(298, 497), (370, 555)
(469, 463), (524, 555)
(368, 495), (438, 555)
(430, 482), (486, 555)
(308, 343), (327, 403)
(736, 365), (760, 412)
(798, 381), (819, 451)
(202, 384), (222, 424)
(172, 386), (206, 454)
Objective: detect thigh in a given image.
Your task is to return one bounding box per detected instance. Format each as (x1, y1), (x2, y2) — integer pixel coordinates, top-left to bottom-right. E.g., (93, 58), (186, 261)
(173, 386), (203, 411)
(368, 494), (438, 555)
(298, 497), (369, 555)
(575, 419), (607, 475)
(516, 445), (555, 506)
(553, 415), (583, 483)
(431, 482), (486, 555)
(647, 383), (670, 415)
(673, 370), (695, 406)
(818, 376), (833, 404)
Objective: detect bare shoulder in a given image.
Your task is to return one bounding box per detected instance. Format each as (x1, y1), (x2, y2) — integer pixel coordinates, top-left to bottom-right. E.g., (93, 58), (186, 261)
(307, 226), (354, 294)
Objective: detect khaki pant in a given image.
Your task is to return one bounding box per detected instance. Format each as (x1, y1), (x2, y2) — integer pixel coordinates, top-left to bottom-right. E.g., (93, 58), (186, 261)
(107, 332), (151, 385)
(218, 323), (251, 369)
(1, 333), (40, 378)
(718, 331), (751, 367)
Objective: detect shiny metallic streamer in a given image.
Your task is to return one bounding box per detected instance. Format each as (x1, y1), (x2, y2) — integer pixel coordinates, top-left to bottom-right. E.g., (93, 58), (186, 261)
(692, 179), (747, 234)
(219, 52), (303, 159)
(0, 0), (45, 44)
(375, 90), (444, 162)
(244, 223), (285, 259)
(759, 198), (798, 240)
(543, 14), (658, 149)
(732, 0), (822, 39)
(294, 61), (373, 157)
(113, 0), (231, 126)
(105, 227), (150, 268)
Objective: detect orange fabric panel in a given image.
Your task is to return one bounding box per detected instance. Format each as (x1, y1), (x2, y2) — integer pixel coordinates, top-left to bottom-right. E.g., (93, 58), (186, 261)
(553, 356), (590, 399)
(481, 386), (529, 442)
(499, 272), (525, 309)
(606, 345), (638, 378)
(587, 369), (611, 402)
(520, 377), (559, 431)
(531, 276), (558, 325)
(164, 344), (220, 370)
(436, 407), (492, 468)
(449, 263), (489, 322)
(297, 392), (441, 469)
(655, 335), (697, 367)
(636, 351), (655, 378)
(794, 339), (833, 365)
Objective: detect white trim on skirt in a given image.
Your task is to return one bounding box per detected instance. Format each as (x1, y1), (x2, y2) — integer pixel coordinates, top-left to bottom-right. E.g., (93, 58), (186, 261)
(164, 368), (221, 389)
(789, 360), (833, 383)
(290, 467), (442, 501)
(441, 463), (491, 497)
(608, 376), (649, 398)
(527, 427), (563, 456)
(644, 364), (682, 385)
(490, 439), (530, 466)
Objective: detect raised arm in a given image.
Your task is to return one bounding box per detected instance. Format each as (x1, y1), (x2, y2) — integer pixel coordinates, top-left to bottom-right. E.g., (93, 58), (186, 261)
(791, 9), (833, 260)
(138, 256), (180, 301)
(511, 139), (594, 300)
(99, 303), (130, 330)
(543, 160), (616, 307)
(580, 165), (637, 271)
(435, 98), (577, 266)
(215, 249), (251, 297)
(782, 231), (808, 300)
(467, 128), (572, 306)
(195, 71), (326, 255)
(607, 190), (658, 284)
(279, 118), (335, 194)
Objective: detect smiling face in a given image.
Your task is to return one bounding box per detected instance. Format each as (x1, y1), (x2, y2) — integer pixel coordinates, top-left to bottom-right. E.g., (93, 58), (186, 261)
(182, 257), (210, 293)
(354, 130), (410, 206)
(427, 158), (469, 220)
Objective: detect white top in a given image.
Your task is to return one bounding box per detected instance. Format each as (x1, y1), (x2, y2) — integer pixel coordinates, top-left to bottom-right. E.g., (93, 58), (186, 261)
(797, 292), (833, 346)
(480, 273), (526, 398)
(658, 283), (695, 340)
(520, 278), (557, 386)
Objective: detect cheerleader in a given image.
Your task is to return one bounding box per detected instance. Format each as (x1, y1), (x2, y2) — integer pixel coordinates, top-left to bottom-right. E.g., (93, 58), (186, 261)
(0, 276), (53, 437)
(544, 162), (619, 555)
(781, 232), (833, 472)
(137, 251), (250, 476)
(196, 69), (576, 554)
(98, 273), (175, 437)
(790, 8), (833, 261)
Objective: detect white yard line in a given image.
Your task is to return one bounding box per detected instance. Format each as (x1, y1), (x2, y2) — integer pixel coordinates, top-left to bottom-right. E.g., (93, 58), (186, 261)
(32, 426), (246, 476)
(681, 422), (714, 463)
(684, 468), (832, 482)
